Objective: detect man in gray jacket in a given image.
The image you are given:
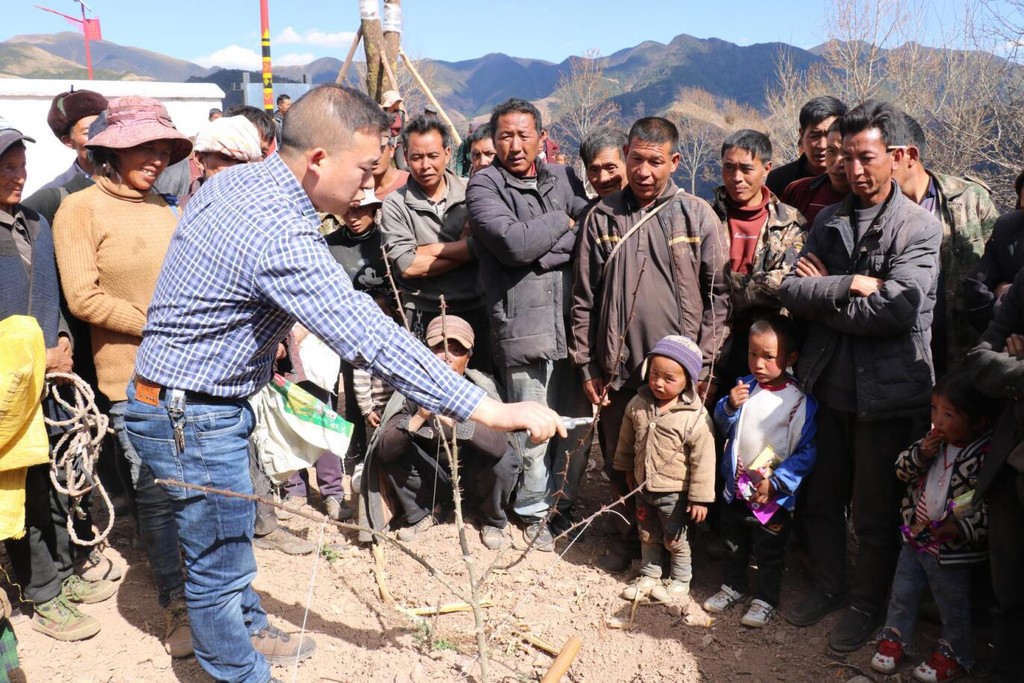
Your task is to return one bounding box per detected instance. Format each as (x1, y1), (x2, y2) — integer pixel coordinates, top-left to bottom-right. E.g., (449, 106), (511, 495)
(380, 115), (491, 372)
(467, 98), (590, 551)
(778, 100), (942, 653)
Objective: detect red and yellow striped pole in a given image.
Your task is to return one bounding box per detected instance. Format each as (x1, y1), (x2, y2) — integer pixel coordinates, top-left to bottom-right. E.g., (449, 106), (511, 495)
(260, 0), (273, 112)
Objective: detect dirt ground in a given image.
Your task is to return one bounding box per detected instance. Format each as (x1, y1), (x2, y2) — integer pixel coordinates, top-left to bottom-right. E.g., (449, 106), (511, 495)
(7, 458), (995, 683)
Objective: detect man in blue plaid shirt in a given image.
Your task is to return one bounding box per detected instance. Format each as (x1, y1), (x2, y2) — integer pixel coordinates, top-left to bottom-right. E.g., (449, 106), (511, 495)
(123, 85), (564, 683)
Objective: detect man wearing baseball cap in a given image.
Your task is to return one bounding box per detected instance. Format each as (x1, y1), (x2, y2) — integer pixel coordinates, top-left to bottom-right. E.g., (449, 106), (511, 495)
(373, 315), (519, 550)
(0, 118), (114, 642)
(40, 88), (108, 191)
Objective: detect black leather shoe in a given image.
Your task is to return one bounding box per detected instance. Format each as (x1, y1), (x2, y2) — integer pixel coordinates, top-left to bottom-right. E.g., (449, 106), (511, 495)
(785, 590), (847, 627)
(829, 606), (882, 652)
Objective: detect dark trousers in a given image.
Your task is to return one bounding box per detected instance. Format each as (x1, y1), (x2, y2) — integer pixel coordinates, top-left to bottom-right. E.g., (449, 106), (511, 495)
(597, 387), (638, 538)
(4, 465), (74, 604)
(802, 404), (926, 614)
(988, 466), (1024, 682)
(379, 438), (519, 529)
(721, 499), (792, 607)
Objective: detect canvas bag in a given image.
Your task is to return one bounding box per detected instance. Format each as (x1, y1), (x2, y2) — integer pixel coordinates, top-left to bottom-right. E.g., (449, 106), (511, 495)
(249, 374), (353, 482)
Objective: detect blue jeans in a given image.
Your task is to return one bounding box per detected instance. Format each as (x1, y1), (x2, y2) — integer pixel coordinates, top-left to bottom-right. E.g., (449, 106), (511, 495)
(123, 382), (270, 683)
(109, 401), (185, 608)
(882, 544), (974, 669)
(504, 359), (589, 522)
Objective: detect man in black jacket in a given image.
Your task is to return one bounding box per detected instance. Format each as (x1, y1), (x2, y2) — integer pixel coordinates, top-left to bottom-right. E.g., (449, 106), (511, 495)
(778, 101), (942, 652)
(968, 267), (1024, 683)
(766, 96), (848, 198)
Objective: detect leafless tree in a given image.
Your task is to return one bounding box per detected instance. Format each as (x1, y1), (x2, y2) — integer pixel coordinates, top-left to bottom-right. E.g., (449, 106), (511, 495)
(676, 114), (722, 195)
(549, 49), (621, 159)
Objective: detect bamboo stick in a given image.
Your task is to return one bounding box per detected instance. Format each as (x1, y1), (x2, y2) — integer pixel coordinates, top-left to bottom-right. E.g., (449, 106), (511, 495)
(540, 636), (582, 683)
(399, 599), (494, 617)
(335, 27), (363, 85)
(398, 48), (463, 146)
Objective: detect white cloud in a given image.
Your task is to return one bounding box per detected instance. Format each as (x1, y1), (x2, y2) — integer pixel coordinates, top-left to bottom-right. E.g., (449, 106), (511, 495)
(274, 26), (357, 50)
(276, 52), (317, 67)
(193, 45), (261, 70)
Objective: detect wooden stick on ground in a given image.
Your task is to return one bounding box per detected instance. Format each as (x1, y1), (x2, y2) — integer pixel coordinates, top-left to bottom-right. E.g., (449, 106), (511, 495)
(518, 631), (560, 657)
(370, 542), (395, 605)
(540, 636), (582, 683)
(399, 599), (494, 617)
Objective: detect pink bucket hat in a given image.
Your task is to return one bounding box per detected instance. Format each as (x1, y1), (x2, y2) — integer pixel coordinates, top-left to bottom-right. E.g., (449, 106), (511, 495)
(86, 96), (192, 164)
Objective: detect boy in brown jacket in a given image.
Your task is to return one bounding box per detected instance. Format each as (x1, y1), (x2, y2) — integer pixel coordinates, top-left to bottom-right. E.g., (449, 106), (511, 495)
(613, 336), (717, 603)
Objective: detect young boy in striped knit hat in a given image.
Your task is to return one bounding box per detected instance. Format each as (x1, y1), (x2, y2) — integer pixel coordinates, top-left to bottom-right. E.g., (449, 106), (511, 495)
(613, 335), (716, 604)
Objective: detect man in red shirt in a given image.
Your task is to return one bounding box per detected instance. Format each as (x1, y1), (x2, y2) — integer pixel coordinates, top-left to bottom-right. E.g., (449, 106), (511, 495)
(710, 130), (806, 384)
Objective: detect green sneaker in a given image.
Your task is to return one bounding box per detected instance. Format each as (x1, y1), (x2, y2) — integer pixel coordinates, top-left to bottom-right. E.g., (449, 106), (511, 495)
(61, 574), (117, 604)
(31, 595), (100, 641)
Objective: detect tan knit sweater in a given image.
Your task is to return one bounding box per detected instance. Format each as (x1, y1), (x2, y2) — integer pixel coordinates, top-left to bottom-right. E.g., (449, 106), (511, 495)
(53, 176), (178, 401)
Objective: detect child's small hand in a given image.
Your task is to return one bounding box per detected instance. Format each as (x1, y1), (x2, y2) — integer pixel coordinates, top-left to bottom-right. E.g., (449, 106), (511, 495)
(687, 503), (707, 523)
(752, 478), (774, 505)
(729, 379), (749, 410)
(366, 411), (381, 428)
(919, 429), (943, 459)
(625, 472), (638, 492)
(932, 517), (961, 543)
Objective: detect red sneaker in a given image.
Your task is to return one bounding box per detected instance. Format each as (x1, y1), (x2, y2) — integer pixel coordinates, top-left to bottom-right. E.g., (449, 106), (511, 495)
(912, 646), (965, 683)
(871, 637), (904, 675)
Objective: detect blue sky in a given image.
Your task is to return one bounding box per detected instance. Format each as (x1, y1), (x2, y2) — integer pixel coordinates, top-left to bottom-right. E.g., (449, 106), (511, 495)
(0, 0), (982, 69)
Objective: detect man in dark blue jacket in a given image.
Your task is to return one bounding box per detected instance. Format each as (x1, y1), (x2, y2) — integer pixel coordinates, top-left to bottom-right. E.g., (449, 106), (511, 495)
(466, 98), (590, 550)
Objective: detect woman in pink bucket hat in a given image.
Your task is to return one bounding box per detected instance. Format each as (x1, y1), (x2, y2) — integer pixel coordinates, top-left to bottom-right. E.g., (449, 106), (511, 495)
(51, 96), (193, 657)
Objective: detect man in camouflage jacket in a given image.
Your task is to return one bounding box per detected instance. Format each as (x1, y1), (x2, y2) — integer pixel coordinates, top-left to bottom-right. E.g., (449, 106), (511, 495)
(709, 129), (807, 384)
(894, 115), (998, 374)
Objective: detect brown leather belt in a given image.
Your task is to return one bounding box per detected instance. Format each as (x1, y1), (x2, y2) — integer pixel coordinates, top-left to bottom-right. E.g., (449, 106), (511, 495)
(133, 375), (239, 407)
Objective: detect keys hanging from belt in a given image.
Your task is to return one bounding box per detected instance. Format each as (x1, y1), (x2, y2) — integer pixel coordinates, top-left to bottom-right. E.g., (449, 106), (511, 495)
(166, 389), (187, 454)
(173, 422), (185, 453)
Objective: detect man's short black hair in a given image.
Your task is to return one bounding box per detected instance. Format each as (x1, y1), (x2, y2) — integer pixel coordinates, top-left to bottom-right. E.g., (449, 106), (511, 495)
(277, 94), (292, 105)
(627, 117), (679, 151)
(1015, 169), (1024, 208)
(224, 105), (276, 146)
(468, 123), (492, 146)
(838, 99), (909, 148)
(721, 129), (773, 164)
(489, 98), (542, 136)
(580, 127), (627, 167)
(901, 113), (927, 163)
(749, 314), (801, 356)
(401, 114), (453, 152)
(280, 85), (389, 154)
(799, 96), (848, 132)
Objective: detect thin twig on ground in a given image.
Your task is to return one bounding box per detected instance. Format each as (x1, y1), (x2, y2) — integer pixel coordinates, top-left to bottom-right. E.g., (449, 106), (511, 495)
(153, 478), (470, 603)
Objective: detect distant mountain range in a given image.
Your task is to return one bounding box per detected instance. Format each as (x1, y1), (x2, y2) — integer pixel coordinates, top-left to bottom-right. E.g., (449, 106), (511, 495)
(0, 31), (825, 121)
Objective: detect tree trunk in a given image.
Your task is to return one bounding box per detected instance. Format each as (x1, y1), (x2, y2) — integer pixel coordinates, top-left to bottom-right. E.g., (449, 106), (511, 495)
(360, 16), (386, 101)
(382, 0), (401, 92)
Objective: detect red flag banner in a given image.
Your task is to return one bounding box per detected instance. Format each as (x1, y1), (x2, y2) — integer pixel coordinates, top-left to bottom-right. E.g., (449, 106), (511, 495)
(83, 18), (102, 42)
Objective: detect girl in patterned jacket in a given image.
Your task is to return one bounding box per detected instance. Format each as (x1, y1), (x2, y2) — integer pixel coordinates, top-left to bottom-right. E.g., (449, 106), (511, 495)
(871, 372), (994, 683)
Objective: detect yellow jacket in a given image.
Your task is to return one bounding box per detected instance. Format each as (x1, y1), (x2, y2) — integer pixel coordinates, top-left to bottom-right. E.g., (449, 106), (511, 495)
(0, 315), (51, 540)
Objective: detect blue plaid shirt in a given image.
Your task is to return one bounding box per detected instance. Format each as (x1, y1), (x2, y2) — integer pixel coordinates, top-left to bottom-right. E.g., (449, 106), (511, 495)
(134, 153), (485, 421)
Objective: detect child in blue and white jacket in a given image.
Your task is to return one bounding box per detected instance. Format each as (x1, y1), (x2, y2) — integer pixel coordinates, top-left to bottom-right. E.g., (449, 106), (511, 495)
(705, 314), (817, 627)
